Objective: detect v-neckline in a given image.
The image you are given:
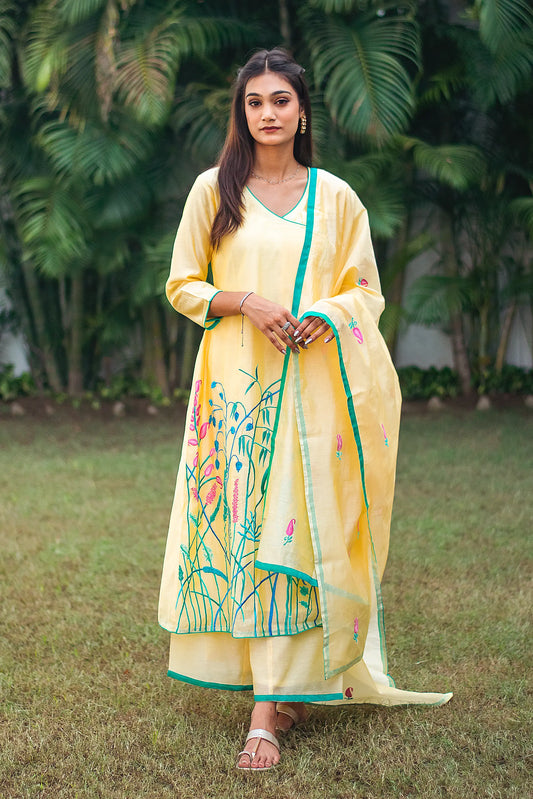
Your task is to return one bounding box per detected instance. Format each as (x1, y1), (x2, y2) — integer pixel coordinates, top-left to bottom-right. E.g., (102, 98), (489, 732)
(246, 168), (309, 220)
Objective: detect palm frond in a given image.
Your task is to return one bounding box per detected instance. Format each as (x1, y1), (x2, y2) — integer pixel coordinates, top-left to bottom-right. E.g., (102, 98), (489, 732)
(21, 9), (102, 120)
(88, 177), (153, 230)
(410, 141), (486, 191)
(115, 12), (249, 127)
(0, 0), (17, 87)
(472, 0), (533, 55)
(308, 0), (366, 11)
(405, 274), (472, 325)
(172, 83), (230, 163)
(36, 116), (155, 185)
(418, 64), (467, 107)
(324, 151), (406, 237)
(449, 25), (533, 108)
(12, 177), (89, 276)
(303, 7), (420, 142)
(56, 0), (108, 26)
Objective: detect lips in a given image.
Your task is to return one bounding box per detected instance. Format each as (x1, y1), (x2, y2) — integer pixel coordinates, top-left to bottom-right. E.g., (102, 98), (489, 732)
(261, 127), (280, 132)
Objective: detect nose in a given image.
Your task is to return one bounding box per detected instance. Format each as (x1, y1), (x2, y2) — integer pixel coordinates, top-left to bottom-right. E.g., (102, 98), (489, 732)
(261, 104), (275, 121)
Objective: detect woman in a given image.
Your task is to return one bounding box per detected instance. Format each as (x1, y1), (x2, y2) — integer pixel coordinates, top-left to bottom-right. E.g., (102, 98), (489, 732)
(159, 48), (452, 771)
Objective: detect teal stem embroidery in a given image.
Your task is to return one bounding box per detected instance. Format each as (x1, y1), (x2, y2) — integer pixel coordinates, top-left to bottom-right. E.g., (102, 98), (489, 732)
(349, 318), (364, 344)
(283, 518), (295, 546)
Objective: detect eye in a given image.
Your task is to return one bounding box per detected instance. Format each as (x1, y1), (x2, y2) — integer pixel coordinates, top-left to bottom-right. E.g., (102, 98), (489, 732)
(276, 98), (289, 105)
(247, 100), (260, 107)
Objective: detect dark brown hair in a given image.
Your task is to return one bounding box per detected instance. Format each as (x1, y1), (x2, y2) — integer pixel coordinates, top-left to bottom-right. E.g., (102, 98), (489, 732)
(210, 48), (313, 249)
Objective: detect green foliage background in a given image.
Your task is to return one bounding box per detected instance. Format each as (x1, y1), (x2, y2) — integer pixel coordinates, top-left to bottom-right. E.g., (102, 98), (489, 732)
(0, 0), (532, 396)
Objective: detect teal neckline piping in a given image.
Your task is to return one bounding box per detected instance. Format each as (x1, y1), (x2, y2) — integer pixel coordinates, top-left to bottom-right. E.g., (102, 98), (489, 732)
(246, 167), (309, 221)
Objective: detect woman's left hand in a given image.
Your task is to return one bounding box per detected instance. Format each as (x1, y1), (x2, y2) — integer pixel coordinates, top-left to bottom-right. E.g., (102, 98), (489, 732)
(293, 316), (335, 346)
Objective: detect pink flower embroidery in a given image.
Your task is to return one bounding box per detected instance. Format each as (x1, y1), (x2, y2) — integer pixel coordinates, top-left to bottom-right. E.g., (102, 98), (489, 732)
(345, 687), (353, 699)
(349, 318), (364, 344)
(191, 487), (198, 500)
(381, 424), (389, 447)
(192, 453), (198, 468)
(205, 483), (217, 506)
(188, 438), (198, 447)
(359, 278), (368, 287)
(353, 617), (359, 642)
(232, 480), (239, 523)
(199, 421), (210, 440)
(336, 434), (343, 460)
(283, 518), (296, 546)
(204, 464), (214, 478)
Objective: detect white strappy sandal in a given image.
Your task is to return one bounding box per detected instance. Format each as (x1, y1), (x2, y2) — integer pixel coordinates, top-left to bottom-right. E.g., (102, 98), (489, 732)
(236, 728), (280, 771)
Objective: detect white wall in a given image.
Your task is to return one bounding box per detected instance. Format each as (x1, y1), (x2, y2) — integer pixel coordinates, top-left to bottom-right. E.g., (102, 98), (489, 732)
(0, 289), (29, 375)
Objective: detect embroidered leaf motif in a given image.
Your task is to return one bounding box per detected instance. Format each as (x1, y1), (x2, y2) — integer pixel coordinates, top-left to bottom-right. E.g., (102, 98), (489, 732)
(201, 566), (228, 581)
(209, 494), (222, 524)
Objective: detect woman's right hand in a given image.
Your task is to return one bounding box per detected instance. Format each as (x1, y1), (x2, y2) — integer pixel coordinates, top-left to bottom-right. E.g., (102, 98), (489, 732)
(241, 293), (301, 354)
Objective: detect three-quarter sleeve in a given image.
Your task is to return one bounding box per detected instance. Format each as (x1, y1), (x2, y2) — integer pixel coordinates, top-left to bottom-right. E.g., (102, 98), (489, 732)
(166, 169), (222, 329)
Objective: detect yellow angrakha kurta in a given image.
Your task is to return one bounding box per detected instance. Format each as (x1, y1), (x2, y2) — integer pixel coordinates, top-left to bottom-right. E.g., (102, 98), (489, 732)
(158, 167), (452, 706)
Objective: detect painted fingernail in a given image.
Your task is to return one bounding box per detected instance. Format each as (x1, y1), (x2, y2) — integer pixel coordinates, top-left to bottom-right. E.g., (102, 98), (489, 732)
(305, 337), (313, 345)
(324, 336), (333, 343)
(294, 336), (302, 343)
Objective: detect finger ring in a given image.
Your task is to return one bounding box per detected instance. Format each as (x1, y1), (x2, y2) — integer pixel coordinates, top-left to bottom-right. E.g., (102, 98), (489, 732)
(282, 322), (291, 331)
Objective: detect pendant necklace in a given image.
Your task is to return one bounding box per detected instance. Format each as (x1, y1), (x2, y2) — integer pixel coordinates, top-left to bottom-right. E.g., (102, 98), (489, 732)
(251, 163), (300, 184)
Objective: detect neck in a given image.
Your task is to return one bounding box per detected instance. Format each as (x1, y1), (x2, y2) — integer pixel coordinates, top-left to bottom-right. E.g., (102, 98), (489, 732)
(252, 143), (298, 181)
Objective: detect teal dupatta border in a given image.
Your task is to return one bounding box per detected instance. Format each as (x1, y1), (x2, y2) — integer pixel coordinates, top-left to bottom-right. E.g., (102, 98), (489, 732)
(259, 167), (317, 497)
(299, 309), (393, 685)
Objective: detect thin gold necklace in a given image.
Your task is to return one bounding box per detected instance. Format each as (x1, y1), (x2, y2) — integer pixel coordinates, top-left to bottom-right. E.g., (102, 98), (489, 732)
(250, 163), (300, 184)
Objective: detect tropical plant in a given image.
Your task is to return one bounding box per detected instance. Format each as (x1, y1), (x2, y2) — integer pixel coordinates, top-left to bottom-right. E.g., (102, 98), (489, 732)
(1, 0), (530, 397)
(402, 0), (533, 394)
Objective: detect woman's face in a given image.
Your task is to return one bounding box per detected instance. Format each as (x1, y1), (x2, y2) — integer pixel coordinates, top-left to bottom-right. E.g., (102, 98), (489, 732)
(244, 72), (302, 148)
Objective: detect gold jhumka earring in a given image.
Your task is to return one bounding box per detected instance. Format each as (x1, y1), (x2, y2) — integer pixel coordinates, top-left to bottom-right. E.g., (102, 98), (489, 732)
(300, 115), (307, 134)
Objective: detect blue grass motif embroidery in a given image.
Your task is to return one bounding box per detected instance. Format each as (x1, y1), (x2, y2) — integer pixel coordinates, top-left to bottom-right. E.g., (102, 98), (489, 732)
(173, 369), (320, 637)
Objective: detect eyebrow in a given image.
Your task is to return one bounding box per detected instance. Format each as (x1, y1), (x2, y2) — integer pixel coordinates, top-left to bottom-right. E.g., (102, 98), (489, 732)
(245, 90), (293, 98)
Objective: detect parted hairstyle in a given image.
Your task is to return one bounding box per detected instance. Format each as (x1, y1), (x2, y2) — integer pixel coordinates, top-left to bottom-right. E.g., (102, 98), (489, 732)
(210, 48), (313, 250)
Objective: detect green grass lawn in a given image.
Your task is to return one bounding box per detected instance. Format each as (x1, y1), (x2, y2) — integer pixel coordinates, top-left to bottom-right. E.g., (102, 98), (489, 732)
(1, 407), (531, 799)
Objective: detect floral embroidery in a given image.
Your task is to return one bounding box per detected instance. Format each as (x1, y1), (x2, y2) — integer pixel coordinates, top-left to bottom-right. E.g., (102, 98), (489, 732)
(283, 518), (295, 546)
(173, 368), (320, 636)
(345, 687), (354, 699)
(353, 617), (359, 642)
(349, 318), (364, 344)
(336, 434), (343, 460)
(381, 424), (389, 447)
(358, 278), (368, 287)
